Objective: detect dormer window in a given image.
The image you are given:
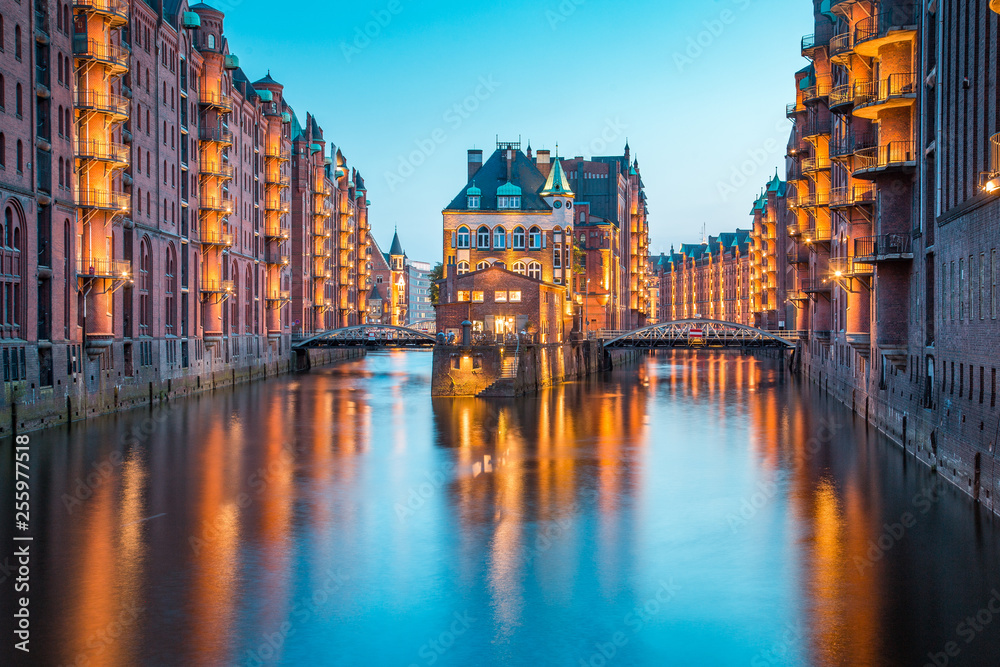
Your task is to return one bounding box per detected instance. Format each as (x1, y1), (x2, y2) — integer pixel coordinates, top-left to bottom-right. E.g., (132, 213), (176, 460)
(466, 182), (482, 210)
(497, 181), (522, 210)
(498, 195), (521, 209)
(468, 195), (480, 209)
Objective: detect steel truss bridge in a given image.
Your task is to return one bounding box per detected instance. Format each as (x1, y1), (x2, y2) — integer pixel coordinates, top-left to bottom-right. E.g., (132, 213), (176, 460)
(293, 325), (436, 348)
(601, 319), (795, 349)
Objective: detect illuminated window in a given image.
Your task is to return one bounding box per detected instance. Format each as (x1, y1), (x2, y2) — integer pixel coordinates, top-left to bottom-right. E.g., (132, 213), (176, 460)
(472, 291), (484, 303)
(528, 262), (542, 280)
(476, 261), (490, 271)
(509, 291), (522, 302)
(457, 261), (469, 275)
(456, 226), (470, 248)
(495, 291), (508, 302)
(457, 291), (470, 302)
(477, 225), (490, 249)
(529, 226), (542, 250)
(513, 261), (526, 275)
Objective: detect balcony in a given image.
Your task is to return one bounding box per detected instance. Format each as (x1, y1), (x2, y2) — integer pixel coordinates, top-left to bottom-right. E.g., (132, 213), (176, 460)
(801, 29), (832, 58)
(200, 161), (234, 179)
(76, 138), (129, 166)
(264, 146), (289, 162)
(77, 189), (130, 212)
(200, 195), (235, 214)
(853, 233), (914, 263)
(264, 200), (290, 214)
(267, 250), (290, 266)
(266, 291), (291, 305)
(802, 115), (833, 140)
(313, 223), (330, 238)
(199, 92), (233, 113)
(802, 156), (831, 173)
(201, 279), (235, 294)
(829, 183), (876, 208)
(830, 132), (877, 160)
(73, 0), (129, 26)
(200, 228), (234, 248)
(802, 279), (832, 294)
(802, 225), (833, 243)
(829, 31), (853, 62)
(264, 223), (290, 240)
(74, 90), (129, 119)
(853, 73), (916, 119)
(786, 102), (804, 118)
(853, 141), (917, 178)
(73, 38), (129, 73)
(854, 6), (919, 58)
(787, 222), (802, 237)
(77, 258), (131, 280)
(802, 77), (832, 105)
(265, 173), (291, 187)
(199, 127), (233, 145)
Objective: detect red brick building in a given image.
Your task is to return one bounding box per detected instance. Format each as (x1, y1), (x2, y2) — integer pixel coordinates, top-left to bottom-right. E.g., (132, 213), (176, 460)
(437, 264), (572, 344)
(0, 0), (372, 427)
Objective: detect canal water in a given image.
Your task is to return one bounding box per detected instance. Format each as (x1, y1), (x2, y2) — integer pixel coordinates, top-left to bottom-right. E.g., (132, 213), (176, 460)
(3, 350), (1000, 666)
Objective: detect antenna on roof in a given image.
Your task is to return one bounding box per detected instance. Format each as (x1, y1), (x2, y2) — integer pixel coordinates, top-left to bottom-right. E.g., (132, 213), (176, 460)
(701, 223), (707, 244)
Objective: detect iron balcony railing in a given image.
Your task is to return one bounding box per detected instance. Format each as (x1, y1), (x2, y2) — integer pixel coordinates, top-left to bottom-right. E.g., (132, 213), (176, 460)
(830, 131), (877, 158)
(199, 92), (233, 112)
(829, 183), (875, 207)
(801, 278), (832, 293)
(74, 90), (129, 118)
(77, 189), (130, 212)
(802, 156), (831, 172)
(787, 246), (810, 264)
(266, 291), (291, 303)
(200, 195), (235, 214)
(853, 233), (914, 262)
(77, 258), (132, 280)
(854, 72), (917, 109)
(802, 76), (832, 104)
(199, 161), (234, 179)
(264, 200), (290, 213)
(802, 225), (833, 242)
(73, 38), (129, 70)
(802, 114), (833, 139)
(829, 31), (852, 59)
(264, 223), (291, 240)
(76, 138), (129, 165)
(265, 173), (291, 186)
(854, 141), (916, 173)
(199, 126), (233, 145)
(73, 0), (129, 23)
(201, 279), (235, 294)
(200, 228), (234, 247)
(854, 5), (919, 48)
(264, 146), (289, 161)
(786, 102), (804, 117)
(267, 250), (291, 266)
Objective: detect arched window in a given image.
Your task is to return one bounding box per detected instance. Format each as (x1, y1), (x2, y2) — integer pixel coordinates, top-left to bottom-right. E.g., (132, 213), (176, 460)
(476, 261), (490, 271)
(245, 267), (253, 333)
(207, 34), (216, 50)
(2, 206), (22, 333)
(512, 226), (525, 250)
(513, 261), (526, 275)
(165, 244), (176, 335)
(456, 226), (470, 249)
(457, 261), (469, 276)
(528, 262), (542, 280)
(477, 225), (490, 249)
(138, 238), (151, 336)
(16, 140), (22, 172)
(231, 261), (239, 334)
(16, 83), (22, 117)
(14, 24), (21, 61)
(493, 226), (506, 249)
(58, 157), (64, 187)
(529, 226), (542, 250)
(63, 220), (71, 338)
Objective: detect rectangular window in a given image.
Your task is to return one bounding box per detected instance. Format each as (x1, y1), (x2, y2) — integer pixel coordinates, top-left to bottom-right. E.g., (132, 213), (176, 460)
(981, 253), (986, 320)
(472, 291), (484, 303)
(457, 291), (470, 302)
(494, 291), (507, 303)
(509, 291), (522, 303)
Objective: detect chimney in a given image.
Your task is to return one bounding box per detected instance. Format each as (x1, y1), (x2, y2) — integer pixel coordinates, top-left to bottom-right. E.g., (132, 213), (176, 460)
(536, 150), (551, 165)
(505, 149), (513, 182)
(467, 150), (483, 180)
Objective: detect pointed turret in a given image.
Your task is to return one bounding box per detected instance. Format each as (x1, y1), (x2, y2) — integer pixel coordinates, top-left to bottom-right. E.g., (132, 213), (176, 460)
(539, 155), (574, 197)
(389, 227), (404, 257)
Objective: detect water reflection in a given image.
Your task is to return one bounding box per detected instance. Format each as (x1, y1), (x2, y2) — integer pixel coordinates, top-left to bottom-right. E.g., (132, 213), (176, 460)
(1, 349), (1000, 666)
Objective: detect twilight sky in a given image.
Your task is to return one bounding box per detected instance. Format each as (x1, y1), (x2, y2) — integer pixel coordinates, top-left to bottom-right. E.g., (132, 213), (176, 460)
(216, 0), (812, 262)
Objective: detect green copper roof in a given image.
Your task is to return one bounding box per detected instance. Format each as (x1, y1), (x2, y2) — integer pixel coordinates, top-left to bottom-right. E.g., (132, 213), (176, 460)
(539, 157), (574, 197)
(497, 181), (522, 196)
(466, 181), (482, 196)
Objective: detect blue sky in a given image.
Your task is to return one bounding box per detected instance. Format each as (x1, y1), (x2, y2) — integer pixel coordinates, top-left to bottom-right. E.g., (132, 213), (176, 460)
(217, 0), (813, 262)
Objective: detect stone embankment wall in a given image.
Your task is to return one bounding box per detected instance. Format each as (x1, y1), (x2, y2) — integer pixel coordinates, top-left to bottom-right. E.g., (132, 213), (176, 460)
(3, 347), (365, 436)
(431, 342), (640, 397)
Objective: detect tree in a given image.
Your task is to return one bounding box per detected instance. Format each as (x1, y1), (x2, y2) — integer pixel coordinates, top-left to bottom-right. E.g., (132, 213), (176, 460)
(429, 262), (444, 305)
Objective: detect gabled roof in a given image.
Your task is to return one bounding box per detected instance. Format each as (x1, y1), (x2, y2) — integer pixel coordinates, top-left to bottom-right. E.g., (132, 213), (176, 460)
(254, 71), (280, 87)
(444, 149), (550, 211)
(539, 157), (574, 197)
(368, 285), (384, 301)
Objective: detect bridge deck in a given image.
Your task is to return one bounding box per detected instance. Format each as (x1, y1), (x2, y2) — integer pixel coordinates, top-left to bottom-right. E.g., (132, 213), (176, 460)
(601, 319), (794, 349)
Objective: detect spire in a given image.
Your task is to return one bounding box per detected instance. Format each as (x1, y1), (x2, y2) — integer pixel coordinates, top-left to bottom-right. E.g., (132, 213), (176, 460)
(389, 227), (404, 256)
(540, 149), (574, 198)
